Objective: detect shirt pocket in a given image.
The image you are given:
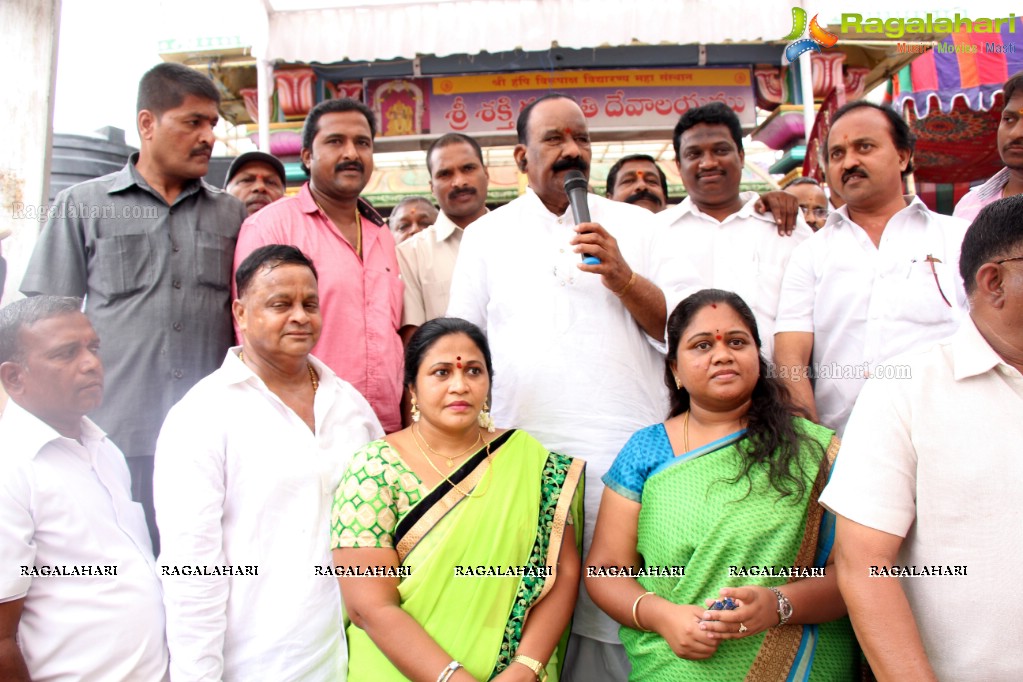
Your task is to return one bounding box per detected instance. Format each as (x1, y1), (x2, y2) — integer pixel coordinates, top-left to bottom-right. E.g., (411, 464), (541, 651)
(896, 260), (957, 325)
(90, 233), (155, 299)
(195, 230), (235, 290)
(365, 265), (403, 328)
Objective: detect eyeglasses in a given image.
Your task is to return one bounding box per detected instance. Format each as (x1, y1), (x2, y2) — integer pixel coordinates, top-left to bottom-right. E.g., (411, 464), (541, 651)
(799, 206), (829, 220)
(995, 256), (1023, 265)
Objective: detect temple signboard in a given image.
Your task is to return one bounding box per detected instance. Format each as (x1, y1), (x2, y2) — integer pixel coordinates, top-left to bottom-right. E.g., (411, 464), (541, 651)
(362, 68), (755, 136)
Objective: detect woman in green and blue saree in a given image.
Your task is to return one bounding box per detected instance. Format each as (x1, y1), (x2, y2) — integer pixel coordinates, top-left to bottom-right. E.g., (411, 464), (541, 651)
(585, 290), (859, 681)
(332, 318), (584, 682)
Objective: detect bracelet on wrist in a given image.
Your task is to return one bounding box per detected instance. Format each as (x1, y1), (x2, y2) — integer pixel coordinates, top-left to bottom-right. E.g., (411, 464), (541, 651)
(614, 270), (638, 297)
(631, 590), (654, 632)
(437, 660), (463, 682)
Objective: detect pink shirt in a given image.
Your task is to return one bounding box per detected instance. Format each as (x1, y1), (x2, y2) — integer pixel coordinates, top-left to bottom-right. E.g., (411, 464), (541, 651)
(234, 183), (403, 432)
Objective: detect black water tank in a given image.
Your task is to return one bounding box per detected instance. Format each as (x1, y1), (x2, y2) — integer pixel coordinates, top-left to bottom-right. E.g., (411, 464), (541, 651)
(49, 127), (137, 201)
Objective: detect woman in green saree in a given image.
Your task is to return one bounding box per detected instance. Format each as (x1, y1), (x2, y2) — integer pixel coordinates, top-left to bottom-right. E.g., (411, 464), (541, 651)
(585, 290), (859, 681)
(332, 318), (584, 682)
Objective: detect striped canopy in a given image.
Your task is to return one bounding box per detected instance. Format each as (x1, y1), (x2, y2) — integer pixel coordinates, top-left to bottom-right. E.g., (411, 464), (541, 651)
(893, 17), (1023, 116)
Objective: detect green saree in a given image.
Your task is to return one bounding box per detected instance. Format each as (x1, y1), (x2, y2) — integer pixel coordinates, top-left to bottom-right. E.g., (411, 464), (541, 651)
(618, 418), (857, 681)
(334, 430), (584, 682)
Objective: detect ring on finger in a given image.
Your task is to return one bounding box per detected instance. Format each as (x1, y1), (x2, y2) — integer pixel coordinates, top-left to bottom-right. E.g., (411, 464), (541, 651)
(738, 622), (748, 634)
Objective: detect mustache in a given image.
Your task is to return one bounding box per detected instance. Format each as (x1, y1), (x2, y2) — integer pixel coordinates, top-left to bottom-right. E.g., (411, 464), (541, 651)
(625, 189), (664, 207)
(842, 167), (868, 183)
(190, 145), (212, 157)
(448, 187), (477, 201)
(552, 157), (587, 173)
(334, 161), (365, 173)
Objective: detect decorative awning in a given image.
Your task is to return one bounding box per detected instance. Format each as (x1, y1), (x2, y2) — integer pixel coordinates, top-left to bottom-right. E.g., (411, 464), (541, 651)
(260, 0), (796, 64)
(892, 17), (1022, 116)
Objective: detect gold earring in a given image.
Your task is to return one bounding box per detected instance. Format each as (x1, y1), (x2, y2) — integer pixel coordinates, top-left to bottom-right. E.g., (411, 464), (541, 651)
(674, 376), (682, 390)
(411, 396), (420, 423)
(478, 399), (495, 433)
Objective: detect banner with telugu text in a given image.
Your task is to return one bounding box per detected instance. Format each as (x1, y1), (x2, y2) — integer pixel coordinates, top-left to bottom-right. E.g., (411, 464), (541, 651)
(363, 68), (755, 137)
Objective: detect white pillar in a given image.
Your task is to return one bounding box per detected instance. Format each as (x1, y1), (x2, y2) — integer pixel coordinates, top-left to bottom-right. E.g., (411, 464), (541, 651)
(0, 0), (62, 305)
(799, 50), (815, 144)
(257, 58), (271, 151)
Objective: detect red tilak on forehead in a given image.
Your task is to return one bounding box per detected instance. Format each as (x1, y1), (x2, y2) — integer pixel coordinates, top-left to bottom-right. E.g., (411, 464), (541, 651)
(711, 303), (717, 309)
(456, 355), (462, 368)
(716, 335), (723, 340)
(564, 128), (572, 135)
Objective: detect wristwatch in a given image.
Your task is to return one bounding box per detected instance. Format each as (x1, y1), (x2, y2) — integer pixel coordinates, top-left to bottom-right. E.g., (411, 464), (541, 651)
(511, 654), (548, 682)
(769, 586), (794, 626)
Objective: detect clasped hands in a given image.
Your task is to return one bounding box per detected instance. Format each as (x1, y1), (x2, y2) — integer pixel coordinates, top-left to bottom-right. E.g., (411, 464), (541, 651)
(646, 586), (780, 660)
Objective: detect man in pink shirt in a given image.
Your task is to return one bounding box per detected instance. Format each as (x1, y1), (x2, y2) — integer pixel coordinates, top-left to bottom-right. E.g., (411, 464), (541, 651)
(234, 98), (403, 432)
(953, 71), (1023, 222)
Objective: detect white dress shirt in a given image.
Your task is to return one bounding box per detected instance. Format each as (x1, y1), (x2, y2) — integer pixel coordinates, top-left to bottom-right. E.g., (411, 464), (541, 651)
(775, 197), (968, 435)
(0, 400), (168, 682)
(397, 210), (464, 326)
(820, 317), (1023, 681)
(447, 189), (700, 643)
(155, 350), (383, 681)
(656, 191), (812, 360)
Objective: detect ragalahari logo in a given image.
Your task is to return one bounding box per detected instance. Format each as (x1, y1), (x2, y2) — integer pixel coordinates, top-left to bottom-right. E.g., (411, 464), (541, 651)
(783, 7), (839, 62)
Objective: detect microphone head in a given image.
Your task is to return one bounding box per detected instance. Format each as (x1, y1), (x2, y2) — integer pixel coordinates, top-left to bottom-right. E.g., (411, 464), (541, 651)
(563, 169), (589, 193)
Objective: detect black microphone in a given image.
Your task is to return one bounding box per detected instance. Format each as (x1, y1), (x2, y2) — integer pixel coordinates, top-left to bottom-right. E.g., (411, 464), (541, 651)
(564, 169), (600, 265)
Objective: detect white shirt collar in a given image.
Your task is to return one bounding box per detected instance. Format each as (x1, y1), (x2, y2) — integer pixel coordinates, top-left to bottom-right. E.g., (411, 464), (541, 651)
(1, 399), (105, 460)
(829, 195), (930, 230)
(670, 191), (774, 224)
(224, 347), (338, 393)
(953, 315), (1019, 381)
(433, 211), (460, 242)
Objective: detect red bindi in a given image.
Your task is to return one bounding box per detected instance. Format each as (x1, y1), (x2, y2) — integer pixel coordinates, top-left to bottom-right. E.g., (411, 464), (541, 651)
(456, 355), (462, 368)
(711, 303), (717, 309)
(715, 335), (722, 340)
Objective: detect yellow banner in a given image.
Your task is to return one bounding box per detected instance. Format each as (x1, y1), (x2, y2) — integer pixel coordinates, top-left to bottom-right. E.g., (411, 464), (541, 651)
(433, 69), (751, 95)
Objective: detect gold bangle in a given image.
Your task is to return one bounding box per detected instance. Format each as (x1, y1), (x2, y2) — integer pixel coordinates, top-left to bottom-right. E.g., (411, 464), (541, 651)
(613, 271), (638, 297)
(631, 590), (654, 632)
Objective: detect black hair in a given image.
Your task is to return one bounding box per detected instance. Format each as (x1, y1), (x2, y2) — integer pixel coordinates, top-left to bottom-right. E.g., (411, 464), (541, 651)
(825, 100), (916, 177)
(959, 194), (1023, 295)
(782, 176), (821, 189)
(235, 244), (318, 298)
(605, 154), (669, 200)
(516, 93), (576, 145)
(0, 296), (84, 364)
(1004, 70), (1023, 103)
(404, 318), (494, 389)
(665, 289), (819, 501)
(426, 133), (485, 176)
(137, 62), (220, 116)
(301, 98), (377, 174)
(672, 102), (744, 162)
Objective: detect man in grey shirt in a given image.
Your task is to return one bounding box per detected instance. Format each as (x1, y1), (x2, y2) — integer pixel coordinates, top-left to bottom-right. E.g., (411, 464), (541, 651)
(20, 63), (246, 549)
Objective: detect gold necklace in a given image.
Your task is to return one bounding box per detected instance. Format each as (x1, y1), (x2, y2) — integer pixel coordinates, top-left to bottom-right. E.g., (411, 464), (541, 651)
(238, 350), (318, 393)
(353, 205), (362, 259)
(413, 423), (482, 468)
(312, 195), (362, 259)
(411, 426), (493, 498)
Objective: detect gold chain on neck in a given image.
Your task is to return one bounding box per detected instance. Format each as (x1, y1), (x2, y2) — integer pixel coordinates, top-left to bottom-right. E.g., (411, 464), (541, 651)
(411, 425), (492, 498)
(238, 350), (318, 393)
